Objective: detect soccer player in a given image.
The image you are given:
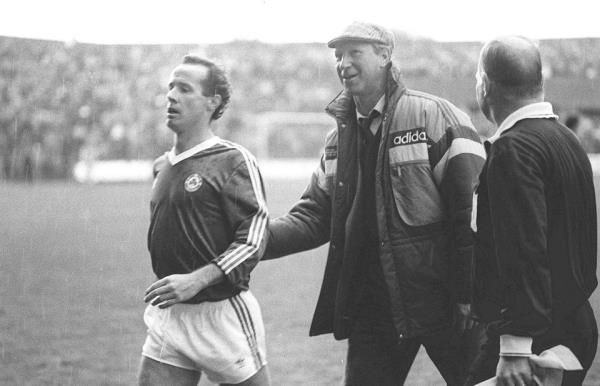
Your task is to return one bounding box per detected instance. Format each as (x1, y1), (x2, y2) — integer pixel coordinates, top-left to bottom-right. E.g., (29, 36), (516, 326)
(138, 55), (270, 386)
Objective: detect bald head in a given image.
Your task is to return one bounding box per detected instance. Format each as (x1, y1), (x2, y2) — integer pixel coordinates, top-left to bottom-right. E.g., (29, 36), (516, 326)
(479, 36), (543, 100)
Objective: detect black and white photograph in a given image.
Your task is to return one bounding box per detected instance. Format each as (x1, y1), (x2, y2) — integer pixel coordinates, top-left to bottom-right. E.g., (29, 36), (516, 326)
(2, 0), (600, 385)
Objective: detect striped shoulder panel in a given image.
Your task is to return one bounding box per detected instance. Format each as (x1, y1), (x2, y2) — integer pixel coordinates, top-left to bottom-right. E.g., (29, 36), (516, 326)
(218, 139), (265, 196)
(403, 90), (473, 138)
(431, 129), (486, 185)
(429, 125), (483, 170)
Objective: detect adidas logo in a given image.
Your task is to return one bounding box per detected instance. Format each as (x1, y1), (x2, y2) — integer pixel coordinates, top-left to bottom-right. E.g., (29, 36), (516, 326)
(392, 129), (427, 146)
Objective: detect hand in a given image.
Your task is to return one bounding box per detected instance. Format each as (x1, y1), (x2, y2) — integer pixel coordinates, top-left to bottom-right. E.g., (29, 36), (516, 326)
(143, 264), (224, 308)
(496, 356), (535, 386)
(143, 272), (203, 308)
(454, 303), (476, 333)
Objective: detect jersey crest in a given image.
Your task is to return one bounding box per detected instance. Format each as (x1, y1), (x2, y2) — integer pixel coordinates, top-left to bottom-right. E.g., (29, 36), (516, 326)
(184, 173), (203, 192)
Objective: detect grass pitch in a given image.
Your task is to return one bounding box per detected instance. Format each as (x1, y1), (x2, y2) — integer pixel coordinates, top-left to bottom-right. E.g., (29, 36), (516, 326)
(1, 180), (599, 385)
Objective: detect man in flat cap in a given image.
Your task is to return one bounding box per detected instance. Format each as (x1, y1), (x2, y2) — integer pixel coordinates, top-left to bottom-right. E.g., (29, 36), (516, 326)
(263, 21), (485, 384)
(467, 36), (598, 386)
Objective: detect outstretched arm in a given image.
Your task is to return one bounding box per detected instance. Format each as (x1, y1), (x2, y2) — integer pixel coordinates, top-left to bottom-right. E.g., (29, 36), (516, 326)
(264, 155), (332, 260)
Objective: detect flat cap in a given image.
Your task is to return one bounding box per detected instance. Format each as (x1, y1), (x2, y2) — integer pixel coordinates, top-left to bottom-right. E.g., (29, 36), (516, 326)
(327, 21), (395, 50)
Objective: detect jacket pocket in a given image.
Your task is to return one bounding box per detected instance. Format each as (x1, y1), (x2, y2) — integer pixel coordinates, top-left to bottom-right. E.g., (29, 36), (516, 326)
(391, 233), (451, 325)
(390, 161), (444, 226)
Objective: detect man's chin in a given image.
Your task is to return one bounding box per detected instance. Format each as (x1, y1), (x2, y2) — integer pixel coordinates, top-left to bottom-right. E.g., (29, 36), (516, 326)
(166, 120), (180, 133)
(343, 83), (361, 95)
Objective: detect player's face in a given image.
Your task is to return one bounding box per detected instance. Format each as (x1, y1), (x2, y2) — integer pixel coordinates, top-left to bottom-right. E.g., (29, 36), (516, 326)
(166, 64), (213, 133)
(334, 41), (387, 98)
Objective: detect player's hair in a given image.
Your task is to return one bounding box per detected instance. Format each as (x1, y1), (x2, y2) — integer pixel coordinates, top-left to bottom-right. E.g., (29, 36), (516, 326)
(182, 54), (231, 121)
(480, 36), (544, 101)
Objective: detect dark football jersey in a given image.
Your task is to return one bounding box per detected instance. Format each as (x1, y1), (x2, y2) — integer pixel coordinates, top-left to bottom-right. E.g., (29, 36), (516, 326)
(148, 136), (268, 303)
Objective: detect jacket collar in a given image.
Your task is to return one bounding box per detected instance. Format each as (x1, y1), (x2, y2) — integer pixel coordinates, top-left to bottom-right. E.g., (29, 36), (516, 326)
(356, 94), (385, 119)
(487, 102), (558, 144)
(325, 64), (406, 121)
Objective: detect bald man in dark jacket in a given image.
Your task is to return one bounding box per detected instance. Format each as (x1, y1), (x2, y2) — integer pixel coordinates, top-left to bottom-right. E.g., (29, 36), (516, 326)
(467, 36), (598, 386)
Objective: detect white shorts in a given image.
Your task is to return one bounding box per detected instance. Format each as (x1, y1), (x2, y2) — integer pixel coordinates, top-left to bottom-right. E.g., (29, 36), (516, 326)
(141, 290), (267, 384)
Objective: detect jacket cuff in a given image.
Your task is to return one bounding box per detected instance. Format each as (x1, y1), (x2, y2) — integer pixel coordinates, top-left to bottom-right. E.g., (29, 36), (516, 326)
(499, 334), (533, 357)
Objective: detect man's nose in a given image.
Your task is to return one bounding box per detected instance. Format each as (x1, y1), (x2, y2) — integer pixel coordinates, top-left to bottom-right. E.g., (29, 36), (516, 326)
(167, 89), (176, 103)
(338, 54), (352, 69)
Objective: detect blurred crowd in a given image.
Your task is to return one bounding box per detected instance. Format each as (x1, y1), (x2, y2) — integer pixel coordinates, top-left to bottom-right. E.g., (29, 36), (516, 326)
(565, 113), (600, 153)
(1, 34), (599, 180)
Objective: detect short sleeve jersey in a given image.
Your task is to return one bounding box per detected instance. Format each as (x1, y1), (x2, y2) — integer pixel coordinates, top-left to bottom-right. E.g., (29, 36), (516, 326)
(148, 136), (268, 303)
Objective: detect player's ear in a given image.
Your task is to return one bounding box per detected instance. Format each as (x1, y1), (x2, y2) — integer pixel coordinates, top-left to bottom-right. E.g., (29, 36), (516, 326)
(480, 72), (491, 98)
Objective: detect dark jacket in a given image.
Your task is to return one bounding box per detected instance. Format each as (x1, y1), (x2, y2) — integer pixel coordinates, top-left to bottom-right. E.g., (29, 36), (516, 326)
(266, 65), (485, 340)
(473, 117), (597, 337)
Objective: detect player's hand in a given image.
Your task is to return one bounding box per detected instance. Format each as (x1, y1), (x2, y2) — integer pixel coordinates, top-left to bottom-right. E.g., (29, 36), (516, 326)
(496, 356), (535, 386)
(143, 273), (203, 308)
(454, 303), (475, 333)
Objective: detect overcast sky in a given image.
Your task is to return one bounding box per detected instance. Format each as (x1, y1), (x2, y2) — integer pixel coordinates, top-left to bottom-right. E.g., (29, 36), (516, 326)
(2, 0), (599, 44)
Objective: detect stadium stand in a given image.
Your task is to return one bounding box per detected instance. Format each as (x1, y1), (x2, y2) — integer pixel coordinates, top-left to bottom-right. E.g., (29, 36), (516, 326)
(1, 34), (599, 180)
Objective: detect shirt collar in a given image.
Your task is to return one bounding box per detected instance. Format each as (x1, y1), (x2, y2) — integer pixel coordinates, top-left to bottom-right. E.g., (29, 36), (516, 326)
(168, 136), (221, 165)
(487, 102), (558, 143)
(356, 94), (385, 119)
